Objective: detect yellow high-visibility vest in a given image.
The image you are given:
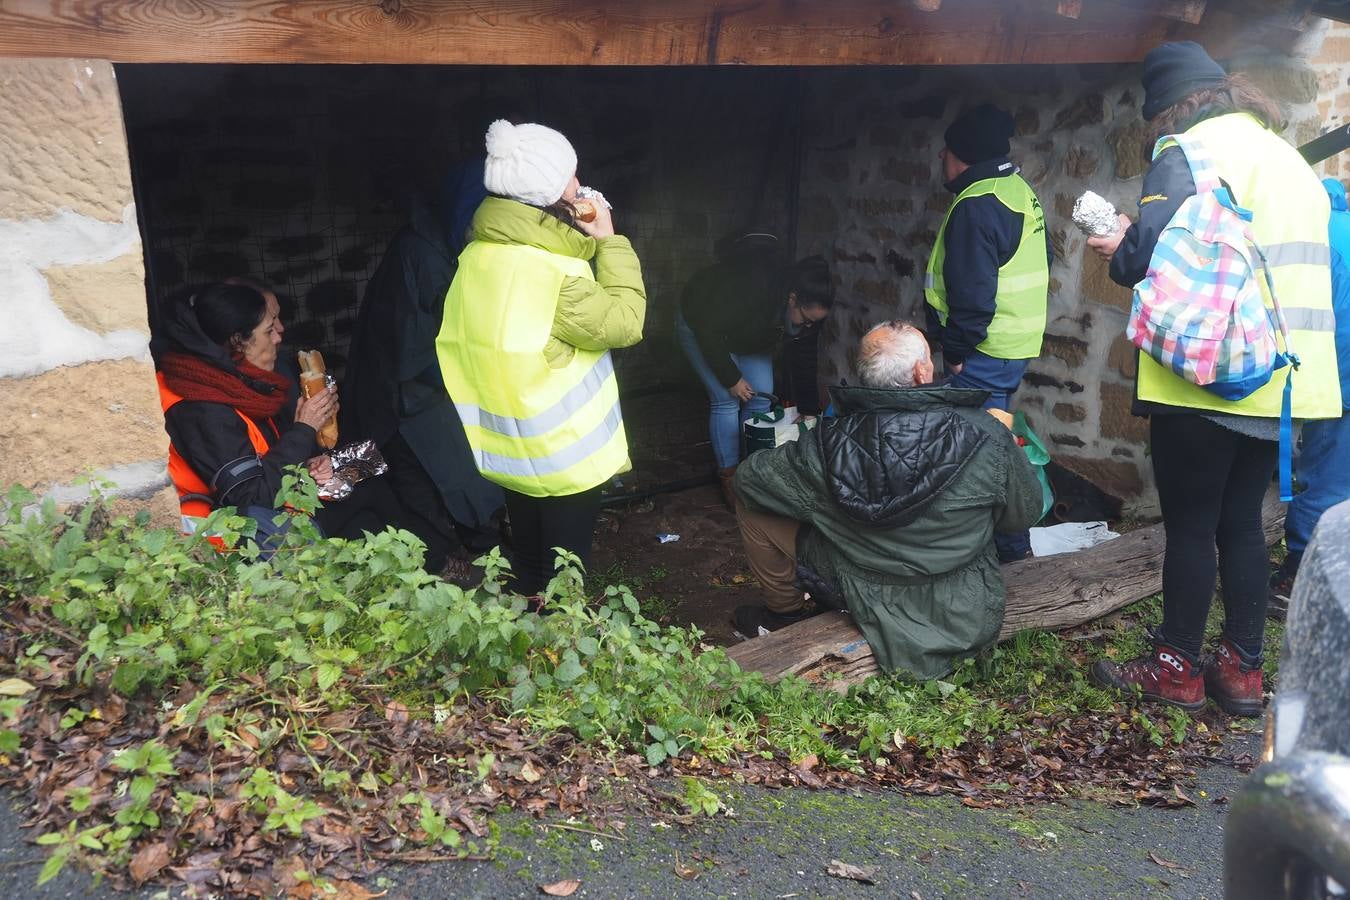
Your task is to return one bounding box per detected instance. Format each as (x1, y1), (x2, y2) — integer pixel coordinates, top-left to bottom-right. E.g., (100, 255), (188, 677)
(436, 241), (629, 497)
(925, 173), (1050, 360)
(1136, 113), (1341, 418)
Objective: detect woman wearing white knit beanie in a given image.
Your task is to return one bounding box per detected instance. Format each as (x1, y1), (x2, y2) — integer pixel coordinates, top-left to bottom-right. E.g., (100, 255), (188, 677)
(436, 119), (647, 601)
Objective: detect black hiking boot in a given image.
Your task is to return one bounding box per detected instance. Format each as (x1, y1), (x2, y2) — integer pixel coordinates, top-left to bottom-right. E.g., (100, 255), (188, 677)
(733, 603), (822, 639)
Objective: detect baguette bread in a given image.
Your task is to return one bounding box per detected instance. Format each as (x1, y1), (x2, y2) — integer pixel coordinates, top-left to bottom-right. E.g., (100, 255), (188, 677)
(297, 349), (339, 449)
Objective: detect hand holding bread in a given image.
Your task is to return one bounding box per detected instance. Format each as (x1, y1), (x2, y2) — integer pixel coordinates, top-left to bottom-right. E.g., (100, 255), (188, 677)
(296, 349), (340, 448)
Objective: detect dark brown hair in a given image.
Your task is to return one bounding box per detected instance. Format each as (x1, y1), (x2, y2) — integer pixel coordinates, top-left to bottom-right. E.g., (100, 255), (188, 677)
(1144, 73), (1286, 160)
(540, 197), (579, 229)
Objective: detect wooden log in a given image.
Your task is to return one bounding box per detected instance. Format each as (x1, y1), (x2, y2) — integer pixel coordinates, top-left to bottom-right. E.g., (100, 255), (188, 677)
(725, 488), (1287, 691)
(0, 0), (1288, 66)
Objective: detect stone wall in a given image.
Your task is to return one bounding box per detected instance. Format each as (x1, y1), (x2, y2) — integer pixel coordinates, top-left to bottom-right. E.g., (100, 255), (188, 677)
(0, 58), (174, 519)
(117, 65), (803, 392)
(1312, 20), (1350, 182)
(3, 26), (1347, 516)
(797, 26), (1339, 514)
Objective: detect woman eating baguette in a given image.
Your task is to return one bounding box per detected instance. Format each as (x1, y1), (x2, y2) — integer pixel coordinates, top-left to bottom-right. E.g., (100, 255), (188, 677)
(154, 280), (420, 554)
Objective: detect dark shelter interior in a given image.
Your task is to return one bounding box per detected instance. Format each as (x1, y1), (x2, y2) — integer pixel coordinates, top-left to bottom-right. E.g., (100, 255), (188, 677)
(116, 63), (811, 498)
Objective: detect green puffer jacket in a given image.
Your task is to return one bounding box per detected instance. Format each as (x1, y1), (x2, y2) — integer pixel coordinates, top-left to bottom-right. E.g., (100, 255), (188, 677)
(468, 197), (647, 366)
(734, 384), (1044, 680)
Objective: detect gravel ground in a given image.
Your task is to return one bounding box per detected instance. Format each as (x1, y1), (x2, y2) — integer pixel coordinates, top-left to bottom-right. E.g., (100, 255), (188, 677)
(0, 731), (1259, 899)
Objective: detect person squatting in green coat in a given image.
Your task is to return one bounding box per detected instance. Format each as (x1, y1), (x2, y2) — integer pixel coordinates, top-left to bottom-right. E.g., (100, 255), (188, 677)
(731, 321), (1044, 680)
(436, 120), (647, 597)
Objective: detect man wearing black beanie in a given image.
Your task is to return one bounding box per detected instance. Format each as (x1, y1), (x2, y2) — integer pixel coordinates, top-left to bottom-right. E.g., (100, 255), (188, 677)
(924, 103), (1051, 562)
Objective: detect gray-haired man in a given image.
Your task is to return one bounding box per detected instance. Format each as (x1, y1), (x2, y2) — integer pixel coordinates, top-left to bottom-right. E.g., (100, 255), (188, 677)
(731, 322), (1043, 679)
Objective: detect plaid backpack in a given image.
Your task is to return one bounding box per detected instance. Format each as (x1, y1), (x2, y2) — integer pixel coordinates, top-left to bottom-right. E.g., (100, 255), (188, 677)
(1127, 133), (1298, 399)
(1127, 132), (1301, 497)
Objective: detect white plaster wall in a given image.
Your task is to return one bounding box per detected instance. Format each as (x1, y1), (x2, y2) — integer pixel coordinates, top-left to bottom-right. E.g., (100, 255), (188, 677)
(0, 205), (148, 378)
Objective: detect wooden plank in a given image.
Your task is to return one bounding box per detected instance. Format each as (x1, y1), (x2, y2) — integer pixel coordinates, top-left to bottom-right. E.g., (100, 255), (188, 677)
(1158, 0), (1207, 23)
(0, 0), (1275, 66)
(725, 488), (1287, 690)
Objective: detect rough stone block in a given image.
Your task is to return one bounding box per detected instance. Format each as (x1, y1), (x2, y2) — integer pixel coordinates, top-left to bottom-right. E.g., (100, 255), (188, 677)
(1108, 119), (1151, 180)
(1054, 455), (1144, 499)
(1064, 146), (1099, 179)
(0, 358), (165, 489)
(1052, 402), (1086, 423)
(1106, 335), (1138, 379)
(1080, 253), (1132, 311)
(1099, 381), (1148, 443)
(1014, 106), (1040, 137)
(1052, 93), (1105, 131)
(0, 59), (134, 221)
(870, 124), (902, 148)
(1042, 333), (1090, 367)
(880, 157), (931, 185)
(43, 253), (148, 335)
(1233, 58), (1320, 106)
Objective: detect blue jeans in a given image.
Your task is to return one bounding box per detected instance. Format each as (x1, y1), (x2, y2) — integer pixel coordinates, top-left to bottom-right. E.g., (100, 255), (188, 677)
(948, 350), (1030, 411)
(950, 350), (1033, 560)
(1286, 412), (1350, 556)
(676, 311), (773, 469)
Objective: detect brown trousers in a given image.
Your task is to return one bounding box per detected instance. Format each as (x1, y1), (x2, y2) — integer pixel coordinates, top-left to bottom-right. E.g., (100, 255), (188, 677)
(735, 500), (805, 614)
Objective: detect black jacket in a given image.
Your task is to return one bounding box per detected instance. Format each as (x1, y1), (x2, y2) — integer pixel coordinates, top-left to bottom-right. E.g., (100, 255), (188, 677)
(340, 182), (502, 528)
(925, 157), (1054, 366)
(1108, 145), (1195, 288)
(155, 305), (318, 512)
(679, 248), (823, 413)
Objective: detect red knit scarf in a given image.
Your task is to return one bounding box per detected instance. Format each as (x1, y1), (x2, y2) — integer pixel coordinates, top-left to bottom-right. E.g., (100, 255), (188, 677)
(159, 352), (292, 421)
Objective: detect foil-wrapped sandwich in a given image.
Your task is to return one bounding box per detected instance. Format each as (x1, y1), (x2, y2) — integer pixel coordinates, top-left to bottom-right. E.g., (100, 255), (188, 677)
(1072, 190), (1121, 237)
(573, 185), (611, 223)
(317, 440), (389, 502)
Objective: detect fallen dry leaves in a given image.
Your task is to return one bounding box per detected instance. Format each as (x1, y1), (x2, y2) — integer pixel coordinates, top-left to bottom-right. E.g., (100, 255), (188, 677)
(0, 596), (1253, 896)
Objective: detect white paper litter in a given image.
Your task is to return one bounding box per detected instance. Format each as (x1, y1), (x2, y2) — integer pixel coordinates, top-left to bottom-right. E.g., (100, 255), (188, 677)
(1029, 521), (1120, 557)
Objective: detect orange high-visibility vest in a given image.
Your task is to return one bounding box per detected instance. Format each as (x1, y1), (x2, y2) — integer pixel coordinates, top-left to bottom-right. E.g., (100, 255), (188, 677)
(156, 372), (272, 533)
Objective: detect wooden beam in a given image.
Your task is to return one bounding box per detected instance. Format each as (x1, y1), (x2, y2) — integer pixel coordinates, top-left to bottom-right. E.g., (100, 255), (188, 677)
(725, 489), (1286, 691)
(0, 0), (1278, 66)
(1158, 0), (1207, 23)
(1057, 0), (1084, 18)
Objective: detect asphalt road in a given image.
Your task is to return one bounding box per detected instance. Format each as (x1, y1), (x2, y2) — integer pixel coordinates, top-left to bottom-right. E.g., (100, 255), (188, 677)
(0, 732), (1259, 899)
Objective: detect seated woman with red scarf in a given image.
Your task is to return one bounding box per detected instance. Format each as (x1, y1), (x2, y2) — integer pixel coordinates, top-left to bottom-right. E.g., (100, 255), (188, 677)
(155, 281), (417, 551)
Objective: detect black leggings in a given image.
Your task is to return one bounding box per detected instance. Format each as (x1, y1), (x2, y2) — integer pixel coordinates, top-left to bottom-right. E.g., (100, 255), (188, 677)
(1151, 414), (1277, 660)
(504, 487), (603, 596)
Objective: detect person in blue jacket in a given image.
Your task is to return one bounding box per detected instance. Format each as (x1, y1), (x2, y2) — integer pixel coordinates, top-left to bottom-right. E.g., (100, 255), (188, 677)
(1270, 177), (1350, 616)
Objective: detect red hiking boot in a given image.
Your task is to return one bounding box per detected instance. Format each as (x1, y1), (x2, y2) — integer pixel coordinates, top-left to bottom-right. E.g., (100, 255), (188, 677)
(1091, 643), (1205, 711)
(1204, 638), (1265, 717)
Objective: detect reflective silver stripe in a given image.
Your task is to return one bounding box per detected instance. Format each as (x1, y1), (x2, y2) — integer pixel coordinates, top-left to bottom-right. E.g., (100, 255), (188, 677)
(1262, 241), (1330, 267)
(1282, 307), (1338, 333)
(473, 399), (624, 479)
(456, 353), (615, 439)
(998, 271), (1050, 292)
(923, 272), (935, 289)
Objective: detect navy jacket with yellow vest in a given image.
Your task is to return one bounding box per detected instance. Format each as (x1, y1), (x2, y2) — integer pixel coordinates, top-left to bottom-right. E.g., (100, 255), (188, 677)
(436, 197), (647, 498)
(924, 157), (1053, 366)
(1110, 111), (1341, 420)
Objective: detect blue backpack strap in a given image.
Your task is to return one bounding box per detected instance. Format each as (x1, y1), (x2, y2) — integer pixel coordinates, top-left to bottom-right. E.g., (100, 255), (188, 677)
(1280, 367), (1297, 502)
